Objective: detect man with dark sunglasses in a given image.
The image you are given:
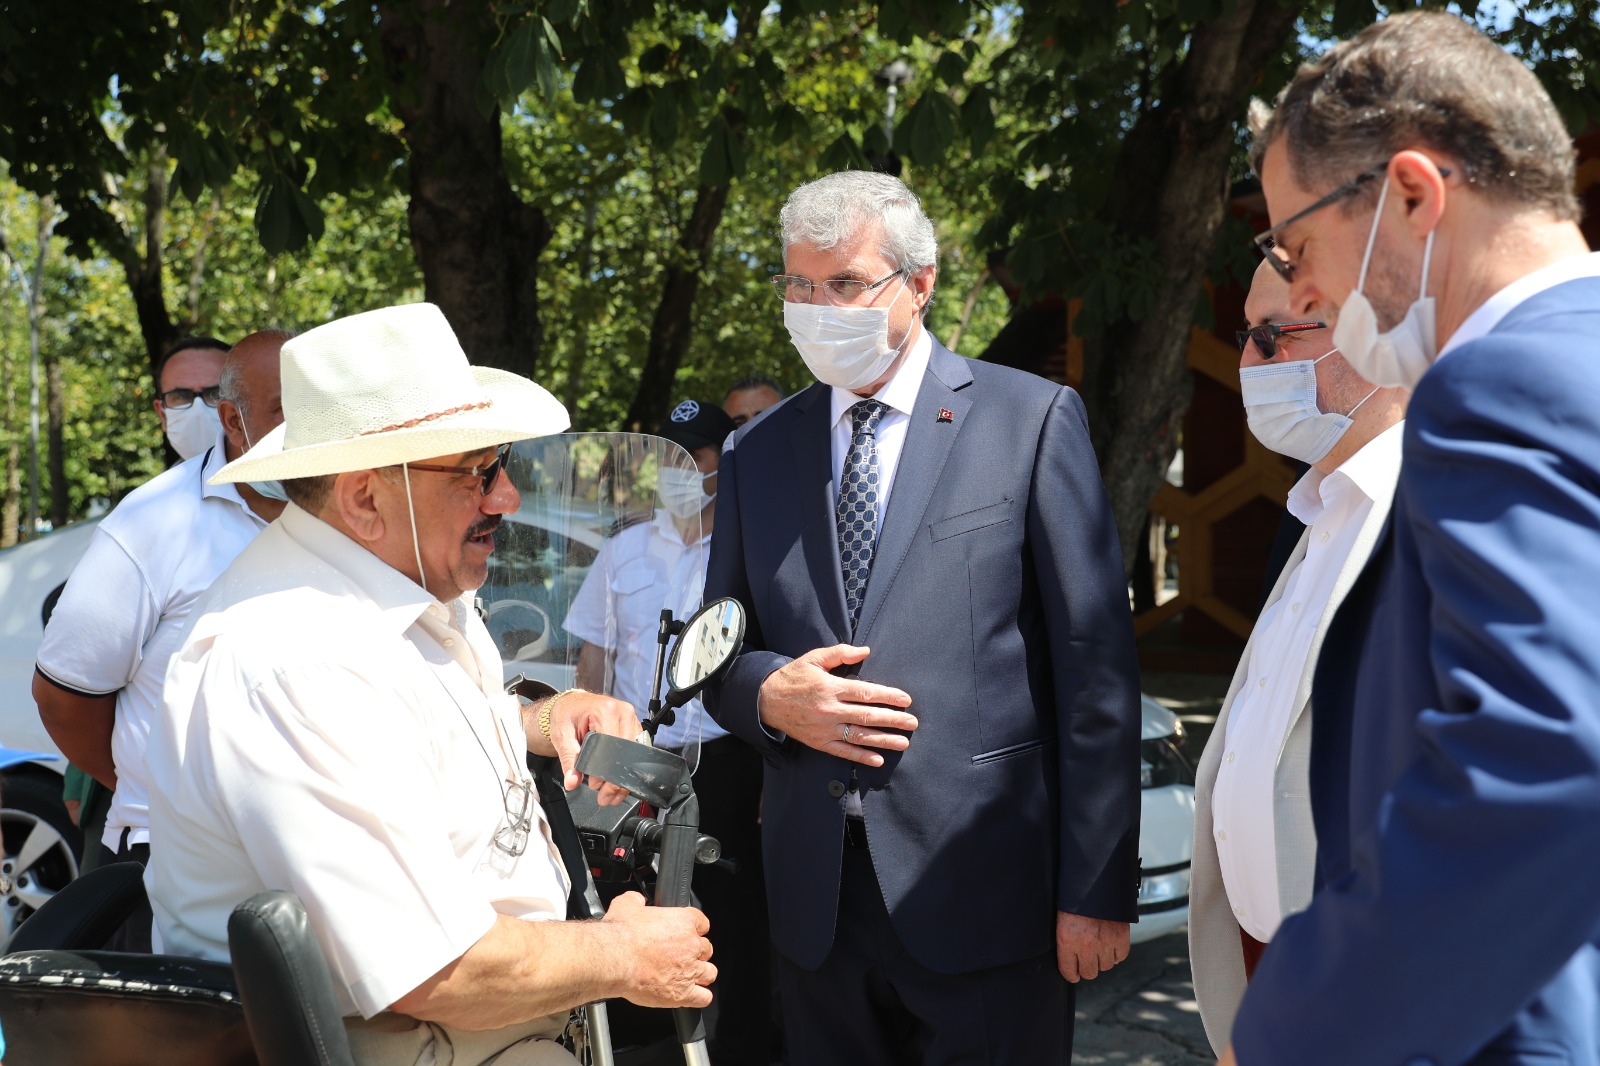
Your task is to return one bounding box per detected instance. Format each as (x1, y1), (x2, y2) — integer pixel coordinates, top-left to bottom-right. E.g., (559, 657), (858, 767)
(1190, 260), (1405, 1056)
(1224, 12), (1600, 1066)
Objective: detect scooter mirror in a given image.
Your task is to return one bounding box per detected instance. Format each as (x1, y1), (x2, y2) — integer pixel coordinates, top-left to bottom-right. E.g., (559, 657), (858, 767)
(664, 597), (745, 706)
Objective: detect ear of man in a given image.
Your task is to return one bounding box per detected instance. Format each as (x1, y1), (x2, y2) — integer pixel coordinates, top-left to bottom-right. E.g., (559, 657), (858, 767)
(329, 469), (391, 548)
(1386, 150), (1450, 236)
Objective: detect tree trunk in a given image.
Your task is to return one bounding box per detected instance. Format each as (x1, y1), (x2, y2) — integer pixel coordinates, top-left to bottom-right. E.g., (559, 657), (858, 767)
(109, 157), (180, 375)
(1074, 0), (1304, 569)
(376, 0), (550, 378)
(0, 310), (19, 548)
(625, 182), (731, 430)
(45, 350), (65, 527)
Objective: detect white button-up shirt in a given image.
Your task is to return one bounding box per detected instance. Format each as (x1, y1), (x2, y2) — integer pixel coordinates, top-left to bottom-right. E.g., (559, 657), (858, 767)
(147, 503), (568, 1019)
(1212, 421), (1404, 941)
(36, 428), (266, 851)
(563, 510), (722, 750)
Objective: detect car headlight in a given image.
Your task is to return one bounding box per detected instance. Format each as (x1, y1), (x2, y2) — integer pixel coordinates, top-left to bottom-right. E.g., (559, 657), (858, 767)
(1140, 726), (1195, 789)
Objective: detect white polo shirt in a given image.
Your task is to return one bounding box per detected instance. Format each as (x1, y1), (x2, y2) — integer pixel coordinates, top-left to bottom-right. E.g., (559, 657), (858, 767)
(35, 429), (267, 851)
(563, 510), (722, 751)
(146, 503), (569, 1019)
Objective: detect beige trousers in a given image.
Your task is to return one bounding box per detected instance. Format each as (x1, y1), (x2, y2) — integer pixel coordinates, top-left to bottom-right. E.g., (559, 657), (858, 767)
(344, 1010), (576, 1066)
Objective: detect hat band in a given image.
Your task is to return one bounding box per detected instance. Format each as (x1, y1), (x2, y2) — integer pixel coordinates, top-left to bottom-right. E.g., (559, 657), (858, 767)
(356, 399), (494, 437)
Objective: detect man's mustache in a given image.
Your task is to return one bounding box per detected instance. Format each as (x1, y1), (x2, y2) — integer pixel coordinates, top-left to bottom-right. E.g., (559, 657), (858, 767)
(466, 516), (503, 541)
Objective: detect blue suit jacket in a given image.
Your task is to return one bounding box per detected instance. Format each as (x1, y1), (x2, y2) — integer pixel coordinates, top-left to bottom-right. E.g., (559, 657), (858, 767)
(1234, 277), (1600, 1065)
(702, 339), (1142, 973)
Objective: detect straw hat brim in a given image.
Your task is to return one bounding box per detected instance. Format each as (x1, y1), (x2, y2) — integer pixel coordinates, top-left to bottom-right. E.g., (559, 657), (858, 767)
(210, 367), (570, 484)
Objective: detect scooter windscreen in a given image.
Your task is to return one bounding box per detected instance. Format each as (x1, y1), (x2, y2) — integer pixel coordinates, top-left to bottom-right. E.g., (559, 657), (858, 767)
(481, 432), (715, 775)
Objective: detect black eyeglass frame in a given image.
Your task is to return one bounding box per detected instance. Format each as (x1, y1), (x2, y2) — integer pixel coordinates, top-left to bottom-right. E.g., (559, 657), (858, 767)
(1236, 320), (1327, 359)
(408, 442), (513, 495)
(1252, 162), (1451, 282)
(771, 268), (906, 305)
(158, 386), (223, 410)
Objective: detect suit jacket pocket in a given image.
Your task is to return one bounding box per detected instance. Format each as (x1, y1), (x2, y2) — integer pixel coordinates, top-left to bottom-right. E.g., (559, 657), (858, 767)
(931, 498), (1014, 542)
(971, 735), (1055, 766)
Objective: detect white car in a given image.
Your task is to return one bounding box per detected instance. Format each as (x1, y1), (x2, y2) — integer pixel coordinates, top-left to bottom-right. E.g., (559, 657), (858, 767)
(0, 520), (100, 945)
(1134, 694), (1196, 944)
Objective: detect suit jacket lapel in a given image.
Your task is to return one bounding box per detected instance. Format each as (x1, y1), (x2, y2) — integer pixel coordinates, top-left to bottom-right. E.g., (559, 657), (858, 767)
(853, 342), (973, 640)
(790, 384), (851, 640)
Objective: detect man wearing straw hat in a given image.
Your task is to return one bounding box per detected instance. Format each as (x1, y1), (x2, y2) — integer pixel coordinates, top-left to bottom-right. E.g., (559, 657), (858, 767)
(145, 303), (716, 1065)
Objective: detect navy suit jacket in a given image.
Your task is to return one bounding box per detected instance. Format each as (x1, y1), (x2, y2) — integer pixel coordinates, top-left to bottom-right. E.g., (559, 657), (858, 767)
(702, 339), (1142, 974)
(1234, 277), (1600, 1065)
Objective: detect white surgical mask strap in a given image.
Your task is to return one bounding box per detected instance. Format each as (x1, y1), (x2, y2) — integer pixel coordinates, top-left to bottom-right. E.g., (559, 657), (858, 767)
(1355, 175), (1391, 293)
(1418, 227), (1435, 300)
(402, 463), (427, 595)
(1346, 385), (1379, 418)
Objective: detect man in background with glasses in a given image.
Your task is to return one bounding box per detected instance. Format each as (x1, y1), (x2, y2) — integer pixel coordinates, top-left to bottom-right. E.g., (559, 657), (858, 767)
(1221, 12), (1600, 1066)
(145, 304), (715, 1066)
(1188, 259), (1404, 1057)
(703, 171), (1141, 1064)
(34, 330), (289, 951)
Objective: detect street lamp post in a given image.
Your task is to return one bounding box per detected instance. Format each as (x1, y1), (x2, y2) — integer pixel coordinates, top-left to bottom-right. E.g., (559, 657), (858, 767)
(871, 59), (913, 176)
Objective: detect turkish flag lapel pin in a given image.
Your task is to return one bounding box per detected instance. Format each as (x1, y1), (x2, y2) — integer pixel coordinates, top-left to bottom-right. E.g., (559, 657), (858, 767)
(937, 407), (954, 423)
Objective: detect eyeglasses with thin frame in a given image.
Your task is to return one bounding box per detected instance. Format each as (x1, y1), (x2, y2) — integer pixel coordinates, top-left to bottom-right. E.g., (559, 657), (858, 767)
(771, 269), (905, 304)
(1252, 161), (1450, 283)
(159, 386), (223, 410)
(409, 442), (512, 495)
(1236, 320), (1327, 359)
(493, 777), (536, 857)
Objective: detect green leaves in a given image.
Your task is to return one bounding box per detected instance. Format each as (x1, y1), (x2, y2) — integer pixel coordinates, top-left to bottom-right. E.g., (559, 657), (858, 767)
(483, 15), (564, 111)
(893, 90), (961, 165)
(254, 175), (324, 255)
(698, 115), (745, 187)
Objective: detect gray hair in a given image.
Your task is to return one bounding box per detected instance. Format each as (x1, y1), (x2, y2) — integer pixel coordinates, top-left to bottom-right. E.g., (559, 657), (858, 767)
(281, 474), (334, 512)
(1249, 12), (1578, 221)
(780, 171), (939, 273)
(218, 329), (295, 416)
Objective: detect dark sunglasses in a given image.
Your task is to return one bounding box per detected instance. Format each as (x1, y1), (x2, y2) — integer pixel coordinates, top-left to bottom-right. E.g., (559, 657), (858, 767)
(409, 442), (512, 495)
(1235, 320), (1326, 359)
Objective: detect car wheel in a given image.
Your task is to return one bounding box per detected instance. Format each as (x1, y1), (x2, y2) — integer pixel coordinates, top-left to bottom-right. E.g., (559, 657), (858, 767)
(0, 771), (82, 950)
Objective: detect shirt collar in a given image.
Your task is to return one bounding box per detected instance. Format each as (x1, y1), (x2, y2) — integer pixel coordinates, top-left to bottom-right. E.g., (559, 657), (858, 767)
(651, 508), (711, 546)
(830, 326), (934, 431)
(277, 501), (441, 632)
(1440, 252), (1600, 359)
(1286, 419), (1404, 526)
(200, 426), (252, 510)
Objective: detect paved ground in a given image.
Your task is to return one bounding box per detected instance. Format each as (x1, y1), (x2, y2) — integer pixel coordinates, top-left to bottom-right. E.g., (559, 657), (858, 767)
(1074, 929), (1214, 1065)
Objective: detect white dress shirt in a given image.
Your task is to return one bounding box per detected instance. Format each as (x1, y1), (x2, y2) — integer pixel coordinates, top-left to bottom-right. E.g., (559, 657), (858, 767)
(1212, 421), (1404, 941)
(563, 509), (724, 750)
(36, 427), (266, 851)
(147, 503), (568, 1019)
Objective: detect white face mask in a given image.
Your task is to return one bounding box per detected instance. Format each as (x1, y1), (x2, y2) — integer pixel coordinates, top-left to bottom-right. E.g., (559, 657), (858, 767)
(658, 466), (715, 520)
(1239, 348), (1377, 465)
(1332, 175), (1438, 391)
(239, 423), (288, 502)
(783, 277), (910, 391)
(164, 401), (222, 462)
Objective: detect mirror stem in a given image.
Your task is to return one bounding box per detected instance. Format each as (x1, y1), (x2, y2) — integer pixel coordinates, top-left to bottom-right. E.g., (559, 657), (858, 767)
(645, 608), (686, 737)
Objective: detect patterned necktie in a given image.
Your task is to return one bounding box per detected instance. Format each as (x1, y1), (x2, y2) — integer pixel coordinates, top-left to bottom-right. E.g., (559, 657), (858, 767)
(838, 400), (888, 632)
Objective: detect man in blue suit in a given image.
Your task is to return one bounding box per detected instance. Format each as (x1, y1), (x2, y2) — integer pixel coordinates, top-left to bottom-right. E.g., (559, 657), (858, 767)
(1223, 12), (1600, 1065)
(701, 171), (1142, 1064)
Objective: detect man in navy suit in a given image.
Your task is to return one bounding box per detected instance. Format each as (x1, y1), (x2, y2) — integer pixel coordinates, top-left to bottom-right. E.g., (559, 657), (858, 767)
(1223, 12), (1600, 1065)
(701, 171), (1142, 1064)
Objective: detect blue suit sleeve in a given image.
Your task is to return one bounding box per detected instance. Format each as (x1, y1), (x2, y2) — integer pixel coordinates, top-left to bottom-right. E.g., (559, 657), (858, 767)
(1234, 340), (1600, 1063)
(702, 442), (793, 757)
(1028, 386), (1143, 921)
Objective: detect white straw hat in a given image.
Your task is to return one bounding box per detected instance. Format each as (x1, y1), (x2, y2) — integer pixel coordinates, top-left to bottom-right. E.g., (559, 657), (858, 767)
(211, 302), (570, 484)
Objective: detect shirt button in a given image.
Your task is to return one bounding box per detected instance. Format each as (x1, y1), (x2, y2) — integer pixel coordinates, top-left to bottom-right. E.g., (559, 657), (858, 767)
(1258, 677), (1267, 687)
(1225, 752), (1235, 763)
(1290, 602), (1301, 613)
(1319, 531), (1330, 543)
(1216, 829), (1226, 841)
(1234, 905), (1245, 918)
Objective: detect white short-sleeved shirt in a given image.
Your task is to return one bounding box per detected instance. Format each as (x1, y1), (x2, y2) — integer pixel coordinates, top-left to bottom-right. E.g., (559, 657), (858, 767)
(35, 429), (267, 851)
(563, 511), (722, 750)
(146, 503), (569, 1019)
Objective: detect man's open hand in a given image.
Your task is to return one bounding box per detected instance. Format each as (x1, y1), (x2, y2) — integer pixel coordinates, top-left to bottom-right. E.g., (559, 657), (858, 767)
(1055, 912), (1129, 982)
(603, 892), (716, 1009)
(757, 644), (917, 766)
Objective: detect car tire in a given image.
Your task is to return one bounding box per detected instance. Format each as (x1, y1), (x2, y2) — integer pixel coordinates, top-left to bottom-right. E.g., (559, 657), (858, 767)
(1, 770), (82, 950)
